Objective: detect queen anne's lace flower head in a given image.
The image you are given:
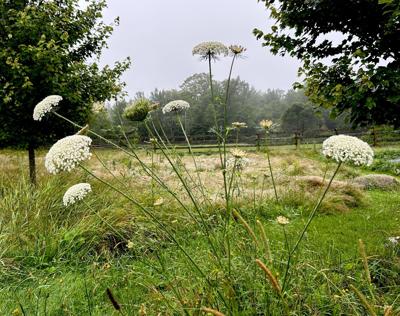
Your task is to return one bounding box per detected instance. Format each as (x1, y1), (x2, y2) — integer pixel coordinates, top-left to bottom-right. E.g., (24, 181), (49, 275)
(259, 119), (273, 130)
(276, 216), (289, 225)
(162, 100), (190, 114)
(322, 135), (374, 166)
(232, 122), (247, 129)
(63, 183), (92, 206)
(124, 98), (153, 121)
(226, 157), (250, 171)
(33, 95), (63, 121)
(229, 45), (246, 56)
(45, 135), (92, 174)
(192, 41), (229, 60)
(231, 148), (247, 158)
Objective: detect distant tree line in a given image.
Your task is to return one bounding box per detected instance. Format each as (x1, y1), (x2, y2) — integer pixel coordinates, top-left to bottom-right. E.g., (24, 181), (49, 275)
(91, 73), (354, 144)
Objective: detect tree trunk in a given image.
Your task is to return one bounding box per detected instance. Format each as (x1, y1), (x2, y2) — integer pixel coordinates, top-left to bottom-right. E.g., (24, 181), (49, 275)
(28, 143), (36, 185)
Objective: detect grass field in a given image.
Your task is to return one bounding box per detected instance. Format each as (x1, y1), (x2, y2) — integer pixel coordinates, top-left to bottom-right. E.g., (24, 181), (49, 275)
(0, 145), (399, 315)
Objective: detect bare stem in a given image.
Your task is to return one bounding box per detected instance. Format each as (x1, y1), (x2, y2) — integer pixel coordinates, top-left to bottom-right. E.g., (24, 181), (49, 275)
(282, 161), (342, 291)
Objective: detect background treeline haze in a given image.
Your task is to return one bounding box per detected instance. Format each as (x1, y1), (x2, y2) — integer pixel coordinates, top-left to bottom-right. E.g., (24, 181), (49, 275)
(91, 73), (353, 144)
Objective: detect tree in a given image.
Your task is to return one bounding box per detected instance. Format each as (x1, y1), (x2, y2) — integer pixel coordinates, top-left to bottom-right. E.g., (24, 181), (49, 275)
(280, 103), (321, 136)
(0, 0), (130, 184)
(254, 0), (400, 127)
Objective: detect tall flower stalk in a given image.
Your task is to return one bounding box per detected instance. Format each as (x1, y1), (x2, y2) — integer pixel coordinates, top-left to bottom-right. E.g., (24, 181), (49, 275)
(260, 119), (278, 202)
(281, 135), (373, 291)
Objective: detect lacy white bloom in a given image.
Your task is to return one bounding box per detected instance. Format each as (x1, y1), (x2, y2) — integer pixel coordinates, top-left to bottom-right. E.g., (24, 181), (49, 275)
(33, 95), (63, 121)
(45, 135), (92, 174)
(259, 119), (273, 130)
(226, 157), (250, 171)
(231, 148), (247, 158)
(322, 135), (374, 166)
(192, 41), (229, 60)
(162, 100), (190, 114)
(232, 122), (247, 129)
(276, 216), (289, 225)
(63, 183), (92, 206)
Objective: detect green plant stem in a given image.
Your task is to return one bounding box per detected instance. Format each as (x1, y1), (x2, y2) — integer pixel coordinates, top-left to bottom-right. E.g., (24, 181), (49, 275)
(265, 133), (278, 203)
(150, 117), (211, 207)
(84, 202), (126, 242)
(145, 120), (224, 270)
(78, 163), (229, 309)
(281, 161), (342, 291)
(177, 115), (209, 204)
(53, 111), (205, 236)
(208, 53), (218, 128)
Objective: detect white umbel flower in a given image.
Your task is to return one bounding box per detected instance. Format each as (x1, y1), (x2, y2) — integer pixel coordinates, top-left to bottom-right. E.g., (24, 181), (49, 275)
(45, 135), (92, 174)
(33, 95), (63, 121)
(231, 148), (247, 158)
(192, 41), (229, 60)
(259, 119), (273, 130)
(162, 100), (190, 114)
(322, 135), (374, 166)
(276, 216), (289, 225)
(63, 183), (92, 206)
(231, 122), (247, 129)
(226, 157), (250, 171)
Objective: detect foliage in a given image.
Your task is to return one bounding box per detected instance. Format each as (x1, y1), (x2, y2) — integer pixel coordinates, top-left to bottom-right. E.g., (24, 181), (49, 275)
(93, 75), (348, 142)
(280, 103), (321, 135)
(254, 0), (400, 127)
(366, 148), (400, 175)
(0, 0), (130, 150)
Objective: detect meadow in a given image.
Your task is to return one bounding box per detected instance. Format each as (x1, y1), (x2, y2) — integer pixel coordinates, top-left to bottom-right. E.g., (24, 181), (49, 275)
(0, 144), (399, 315)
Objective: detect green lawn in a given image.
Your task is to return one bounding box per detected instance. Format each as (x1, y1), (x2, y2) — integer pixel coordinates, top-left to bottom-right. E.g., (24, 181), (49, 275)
(0, 147), (399, 315)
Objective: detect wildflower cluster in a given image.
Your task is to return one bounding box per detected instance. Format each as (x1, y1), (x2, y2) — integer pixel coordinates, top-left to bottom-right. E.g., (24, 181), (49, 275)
(162, 100), (190, 114)
(63, 183), (92, 206)
(45, 135), (92, 174)
(33, 95), (63, 121)
(226, 157), (250, 171)
(192, 41), (229, 60)
(231, 148), (247, 158)
(276, 216), (289, 225)
(229, 45), (246, 56)
(231, 122), (247, 129)
(259, 119), (273, 130)
(322, 135), (374, 166)
(124, 99), (153, 121)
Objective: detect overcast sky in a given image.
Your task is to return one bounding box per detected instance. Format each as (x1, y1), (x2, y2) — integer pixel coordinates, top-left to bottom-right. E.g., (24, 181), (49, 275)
(89, 0), (301, 98)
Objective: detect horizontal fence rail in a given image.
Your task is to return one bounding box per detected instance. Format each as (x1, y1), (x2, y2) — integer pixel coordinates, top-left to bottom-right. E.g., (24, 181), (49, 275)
(92, 129), (400, 150)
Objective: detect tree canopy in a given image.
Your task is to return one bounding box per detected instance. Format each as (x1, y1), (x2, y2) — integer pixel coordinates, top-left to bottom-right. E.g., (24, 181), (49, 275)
(0, 0), (129, 182)
(254, 0), (400, 127)
(0, 0), (129, 148)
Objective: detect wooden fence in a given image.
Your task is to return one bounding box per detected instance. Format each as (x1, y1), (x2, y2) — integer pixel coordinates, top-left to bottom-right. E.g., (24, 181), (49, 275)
(93, 129), (400, 150)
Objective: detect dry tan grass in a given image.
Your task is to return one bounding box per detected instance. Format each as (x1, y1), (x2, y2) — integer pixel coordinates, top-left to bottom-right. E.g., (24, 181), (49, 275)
(0, 148), (364, 212)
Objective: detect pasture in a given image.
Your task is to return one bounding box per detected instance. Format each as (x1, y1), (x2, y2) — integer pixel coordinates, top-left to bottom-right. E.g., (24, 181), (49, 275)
(0, 145), (399, 315)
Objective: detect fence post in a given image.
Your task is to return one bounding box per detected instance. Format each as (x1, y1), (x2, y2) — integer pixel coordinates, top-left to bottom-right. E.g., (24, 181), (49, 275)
(294, 133), (300, 150)
(256, 133), (261, 152)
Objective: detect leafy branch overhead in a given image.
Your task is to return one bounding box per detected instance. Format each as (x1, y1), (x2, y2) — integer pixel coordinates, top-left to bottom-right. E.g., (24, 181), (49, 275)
(0, 0), (131, 149)
(254, 0), (400, 127)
